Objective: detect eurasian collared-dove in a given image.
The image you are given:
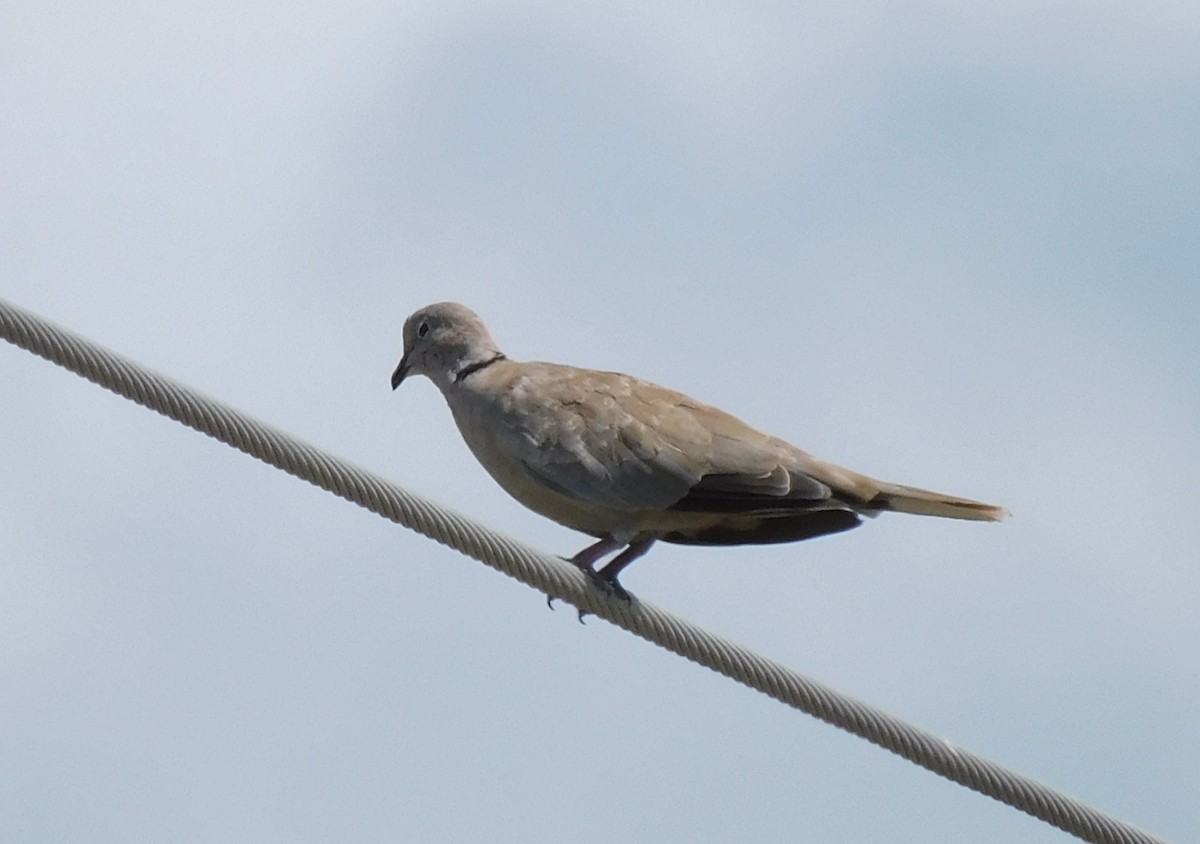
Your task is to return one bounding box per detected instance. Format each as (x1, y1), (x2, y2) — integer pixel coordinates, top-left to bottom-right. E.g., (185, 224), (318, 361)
(391, 302), (1006, 598)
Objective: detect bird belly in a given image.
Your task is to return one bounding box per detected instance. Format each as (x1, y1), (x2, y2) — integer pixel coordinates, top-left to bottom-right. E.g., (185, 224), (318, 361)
(447, 400), (723, 538)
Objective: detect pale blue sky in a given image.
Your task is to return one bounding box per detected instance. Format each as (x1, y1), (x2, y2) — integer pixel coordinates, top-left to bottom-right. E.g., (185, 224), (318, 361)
(2, 3), (1197, 842)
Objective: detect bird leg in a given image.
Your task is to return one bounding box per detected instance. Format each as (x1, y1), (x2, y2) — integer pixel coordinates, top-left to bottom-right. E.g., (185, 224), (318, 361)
(572, 536), (635, 601)
(566, 536), (624, 571)
(547, 536), (651, 609)
(546, 536), (626, 612)
(593, 537), (656, 601)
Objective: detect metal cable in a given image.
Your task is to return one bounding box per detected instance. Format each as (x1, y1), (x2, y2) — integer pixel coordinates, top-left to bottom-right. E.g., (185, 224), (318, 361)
(0, 296), (1169, 844)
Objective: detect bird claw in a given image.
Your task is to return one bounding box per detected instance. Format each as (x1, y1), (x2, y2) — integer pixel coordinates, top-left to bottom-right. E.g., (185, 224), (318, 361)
(586, 568), (633, 603)
(544, 561), (633, 621)
(545, 594), (589, 623)
(573, 574), (633, 624)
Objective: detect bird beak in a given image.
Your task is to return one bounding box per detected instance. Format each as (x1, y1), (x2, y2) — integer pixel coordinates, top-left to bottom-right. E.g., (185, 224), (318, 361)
(390, 355), (410, 390)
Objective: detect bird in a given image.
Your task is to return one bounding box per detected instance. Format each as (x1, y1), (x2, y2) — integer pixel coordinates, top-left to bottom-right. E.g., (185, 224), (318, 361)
(390, 302), (1007, 599)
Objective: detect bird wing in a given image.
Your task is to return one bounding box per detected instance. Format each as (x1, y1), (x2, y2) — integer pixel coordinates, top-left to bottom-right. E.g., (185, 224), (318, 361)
(481, 363), (835, 515)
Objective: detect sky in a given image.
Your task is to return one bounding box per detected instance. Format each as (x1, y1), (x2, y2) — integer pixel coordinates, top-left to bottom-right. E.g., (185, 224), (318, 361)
(2, 2), (1198, 842)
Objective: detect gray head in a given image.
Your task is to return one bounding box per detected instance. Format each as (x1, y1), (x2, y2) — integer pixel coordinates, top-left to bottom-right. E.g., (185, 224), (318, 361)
(391, 302), (506, 392)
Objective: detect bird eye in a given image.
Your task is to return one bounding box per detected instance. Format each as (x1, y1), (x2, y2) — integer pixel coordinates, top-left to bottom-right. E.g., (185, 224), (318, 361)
(417, 321), (430, 338)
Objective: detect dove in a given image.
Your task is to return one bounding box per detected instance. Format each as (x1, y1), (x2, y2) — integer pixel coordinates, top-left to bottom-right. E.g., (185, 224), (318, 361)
(391, 302), (1006, 599)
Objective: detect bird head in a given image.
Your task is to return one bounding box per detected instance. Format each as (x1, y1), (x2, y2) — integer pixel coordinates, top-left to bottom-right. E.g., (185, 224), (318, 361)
(391, 302), (504, 392)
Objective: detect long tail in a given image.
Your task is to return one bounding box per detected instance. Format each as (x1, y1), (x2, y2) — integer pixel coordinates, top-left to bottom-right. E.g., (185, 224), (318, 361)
(870, 481), (1009, 521)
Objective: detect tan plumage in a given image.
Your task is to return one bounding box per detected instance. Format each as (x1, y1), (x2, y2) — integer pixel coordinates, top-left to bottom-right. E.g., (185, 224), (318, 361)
(391, 302), (1007, 596)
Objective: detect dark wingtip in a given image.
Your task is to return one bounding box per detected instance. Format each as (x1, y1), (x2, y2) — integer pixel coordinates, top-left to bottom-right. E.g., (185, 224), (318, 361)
(662, 508), (862, 546)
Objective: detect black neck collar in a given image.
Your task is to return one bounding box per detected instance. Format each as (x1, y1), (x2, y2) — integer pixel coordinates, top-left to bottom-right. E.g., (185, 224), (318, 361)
(454, 353), (506, 383)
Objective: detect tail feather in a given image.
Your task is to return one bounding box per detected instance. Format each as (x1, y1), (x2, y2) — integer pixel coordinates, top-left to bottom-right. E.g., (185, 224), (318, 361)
(870, 482), (1009, 522)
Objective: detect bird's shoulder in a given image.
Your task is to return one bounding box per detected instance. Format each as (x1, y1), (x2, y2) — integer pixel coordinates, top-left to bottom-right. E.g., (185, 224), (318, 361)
(469, 360), (712, 439)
